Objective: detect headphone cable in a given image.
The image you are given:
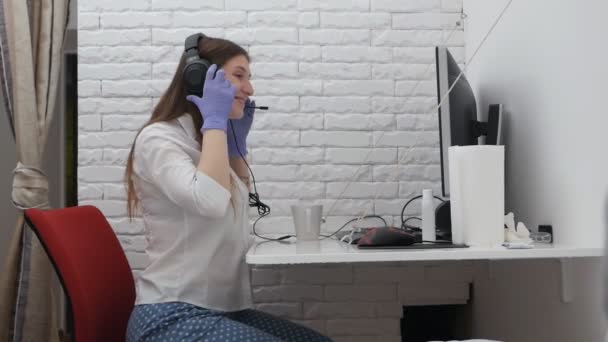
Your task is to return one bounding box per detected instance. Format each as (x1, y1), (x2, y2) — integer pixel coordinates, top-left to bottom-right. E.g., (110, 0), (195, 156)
(228, 121), (293, 241)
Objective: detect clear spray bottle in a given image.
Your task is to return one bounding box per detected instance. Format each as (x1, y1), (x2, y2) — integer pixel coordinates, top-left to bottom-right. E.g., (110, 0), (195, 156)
(421, 189), (436, 242)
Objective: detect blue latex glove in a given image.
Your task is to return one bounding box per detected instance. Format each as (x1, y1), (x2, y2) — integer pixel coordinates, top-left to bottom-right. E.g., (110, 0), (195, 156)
(186, 64), (236, 133)
(227, 99), (255, 157)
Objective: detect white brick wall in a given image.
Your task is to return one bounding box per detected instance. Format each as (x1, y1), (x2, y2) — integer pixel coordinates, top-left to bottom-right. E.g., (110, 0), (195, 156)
(78, 0), (469, 340)
(250, 262), (477, 341)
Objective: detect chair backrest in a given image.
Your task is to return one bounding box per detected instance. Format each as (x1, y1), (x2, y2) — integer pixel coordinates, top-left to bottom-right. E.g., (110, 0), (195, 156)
(25, 205), (135, 342)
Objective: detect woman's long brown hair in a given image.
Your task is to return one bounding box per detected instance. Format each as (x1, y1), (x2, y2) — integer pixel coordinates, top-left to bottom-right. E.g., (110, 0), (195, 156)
(125, 36), (249, 219)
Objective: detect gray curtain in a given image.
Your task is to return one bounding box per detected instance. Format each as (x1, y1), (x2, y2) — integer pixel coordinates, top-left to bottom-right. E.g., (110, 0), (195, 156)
(0, 1), (71, 341)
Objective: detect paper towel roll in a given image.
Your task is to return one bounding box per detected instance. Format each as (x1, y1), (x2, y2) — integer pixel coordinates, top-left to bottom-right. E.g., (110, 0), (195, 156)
(448, 146), (505, 247)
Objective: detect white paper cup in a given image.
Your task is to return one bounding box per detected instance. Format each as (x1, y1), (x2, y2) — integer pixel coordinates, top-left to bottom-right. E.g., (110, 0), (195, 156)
(291, 204), (323, 241)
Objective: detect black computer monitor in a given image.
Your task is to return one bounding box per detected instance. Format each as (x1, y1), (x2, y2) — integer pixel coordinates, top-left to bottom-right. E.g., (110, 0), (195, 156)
(434, 46), (503, 236)
(435, 46), (502, 197)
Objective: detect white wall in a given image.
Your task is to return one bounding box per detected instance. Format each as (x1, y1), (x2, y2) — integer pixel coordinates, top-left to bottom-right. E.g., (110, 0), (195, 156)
(472, 258), (605, 342)
(464, 0), (608, 247)
(464, 1), (607, 341)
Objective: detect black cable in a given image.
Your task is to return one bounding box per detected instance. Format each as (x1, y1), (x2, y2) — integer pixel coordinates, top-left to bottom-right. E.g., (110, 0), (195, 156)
(422, 240), (453, 244)
(402, 216), (421, 230)
(321, 215), (387, 239)
(400, 194), (444, 230)
(252, 213), (294, 241)
(398, 194), (457, 246)
(229, 121), (293, 242)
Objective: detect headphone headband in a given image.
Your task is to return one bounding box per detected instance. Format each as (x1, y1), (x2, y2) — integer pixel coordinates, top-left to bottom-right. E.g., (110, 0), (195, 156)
(184, 33), (204, 53)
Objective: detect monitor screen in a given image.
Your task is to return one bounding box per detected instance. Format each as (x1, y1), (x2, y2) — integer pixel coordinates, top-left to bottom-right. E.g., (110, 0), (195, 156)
(435, 46), (478, 197)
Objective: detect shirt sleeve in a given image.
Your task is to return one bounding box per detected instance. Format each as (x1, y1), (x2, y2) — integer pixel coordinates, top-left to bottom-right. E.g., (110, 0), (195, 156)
(133, 127), (231, 218)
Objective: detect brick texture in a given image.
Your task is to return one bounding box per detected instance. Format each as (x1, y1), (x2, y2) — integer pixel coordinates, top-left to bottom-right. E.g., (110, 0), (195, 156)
(78, 1), (467, 339)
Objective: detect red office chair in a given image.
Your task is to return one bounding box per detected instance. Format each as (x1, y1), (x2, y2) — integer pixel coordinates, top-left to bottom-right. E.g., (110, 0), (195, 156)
(24, 205), (135, 342)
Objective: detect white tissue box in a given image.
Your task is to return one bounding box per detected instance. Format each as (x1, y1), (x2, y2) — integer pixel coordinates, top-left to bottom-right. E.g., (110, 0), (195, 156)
(448, 145), (505, 247)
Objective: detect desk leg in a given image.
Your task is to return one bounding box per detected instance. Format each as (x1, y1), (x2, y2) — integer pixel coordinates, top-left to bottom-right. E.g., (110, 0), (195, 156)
(559, 258), (573, 303)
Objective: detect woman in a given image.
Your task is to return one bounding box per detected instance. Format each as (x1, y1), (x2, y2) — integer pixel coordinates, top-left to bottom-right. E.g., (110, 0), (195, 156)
(124, 35), (331, 341)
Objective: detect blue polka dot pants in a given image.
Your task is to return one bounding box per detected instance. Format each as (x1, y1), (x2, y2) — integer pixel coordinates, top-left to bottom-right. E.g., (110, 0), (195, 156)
(127, 302), (333, 341)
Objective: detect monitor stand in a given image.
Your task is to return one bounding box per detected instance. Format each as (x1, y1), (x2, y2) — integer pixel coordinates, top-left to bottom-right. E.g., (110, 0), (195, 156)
(436, 104), (503, 241)
(435, 200), (452, 240)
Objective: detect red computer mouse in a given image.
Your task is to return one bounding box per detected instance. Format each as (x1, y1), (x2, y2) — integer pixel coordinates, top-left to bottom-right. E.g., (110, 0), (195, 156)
(357, 227), (416, 247)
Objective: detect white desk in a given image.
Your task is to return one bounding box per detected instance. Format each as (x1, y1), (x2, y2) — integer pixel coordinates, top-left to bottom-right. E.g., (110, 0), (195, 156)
(246, 239), (603, 265)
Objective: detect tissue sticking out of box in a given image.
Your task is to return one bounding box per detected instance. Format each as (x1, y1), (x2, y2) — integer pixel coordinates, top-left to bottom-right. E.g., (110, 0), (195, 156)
(504, 212), (515, 232)
(516, 222), (530, 238)
(503, 212), (532, 244)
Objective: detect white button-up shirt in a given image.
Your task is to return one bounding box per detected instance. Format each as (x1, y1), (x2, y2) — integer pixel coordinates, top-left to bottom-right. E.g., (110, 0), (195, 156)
(132, 114), (253, 312)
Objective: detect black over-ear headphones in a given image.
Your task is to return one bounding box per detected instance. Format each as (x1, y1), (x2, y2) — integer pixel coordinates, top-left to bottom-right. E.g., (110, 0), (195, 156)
(183, 33), (212, 97)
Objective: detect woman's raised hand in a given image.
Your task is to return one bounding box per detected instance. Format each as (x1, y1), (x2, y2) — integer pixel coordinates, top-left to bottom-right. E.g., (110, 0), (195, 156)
(186, 64), (236, 133)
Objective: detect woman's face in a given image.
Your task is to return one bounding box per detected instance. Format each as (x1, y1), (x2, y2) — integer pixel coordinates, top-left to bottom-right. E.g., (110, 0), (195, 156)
(222, 55), (254, 119)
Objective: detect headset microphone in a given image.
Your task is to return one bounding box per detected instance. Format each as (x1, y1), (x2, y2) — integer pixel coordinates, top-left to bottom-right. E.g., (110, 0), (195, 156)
(246, 105), (269, 110)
